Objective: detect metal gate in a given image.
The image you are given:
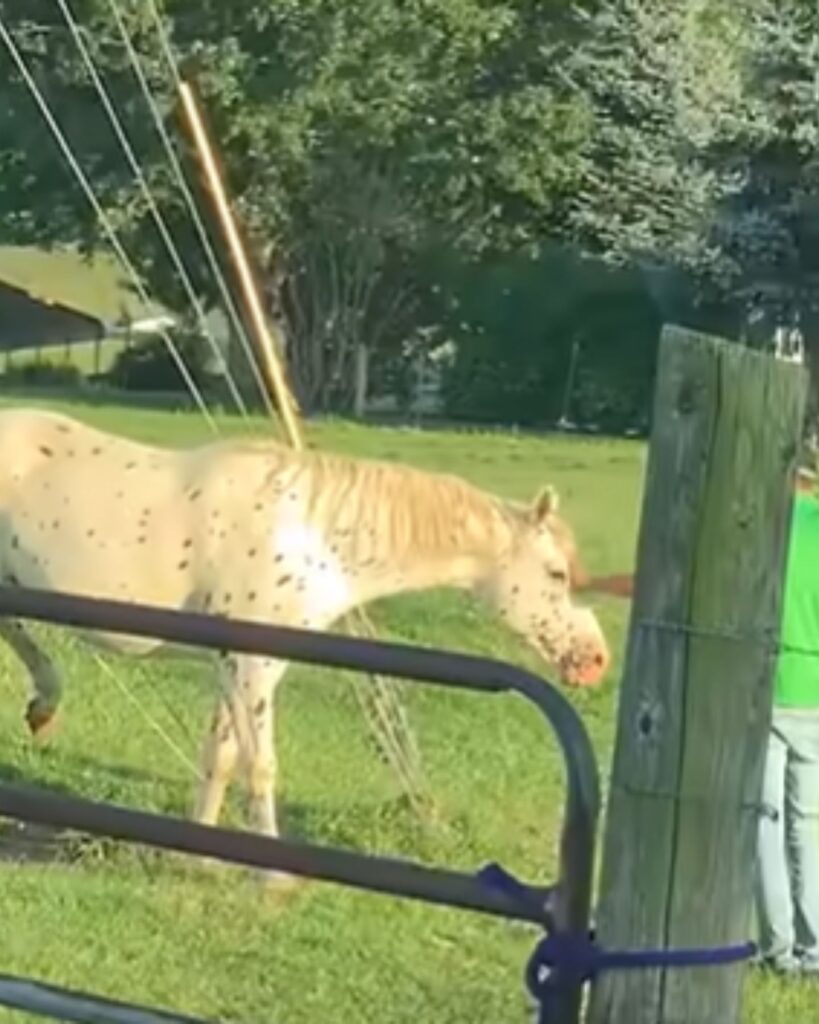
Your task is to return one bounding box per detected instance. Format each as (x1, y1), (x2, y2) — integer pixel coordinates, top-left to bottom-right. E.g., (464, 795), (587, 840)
(0, 586), (600, 1024)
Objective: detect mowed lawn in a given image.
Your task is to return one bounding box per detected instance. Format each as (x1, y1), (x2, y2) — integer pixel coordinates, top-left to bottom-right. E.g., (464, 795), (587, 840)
(0, 396), (805, 1023)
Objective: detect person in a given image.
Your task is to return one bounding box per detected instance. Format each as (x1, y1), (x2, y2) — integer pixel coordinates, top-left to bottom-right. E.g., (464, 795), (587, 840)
(579, 460), (819, 976)
(754, 461), (819, 975)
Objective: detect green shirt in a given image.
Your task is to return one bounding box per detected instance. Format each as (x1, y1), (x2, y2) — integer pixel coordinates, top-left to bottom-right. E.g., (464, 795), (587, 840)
(775, 493), (819, 708)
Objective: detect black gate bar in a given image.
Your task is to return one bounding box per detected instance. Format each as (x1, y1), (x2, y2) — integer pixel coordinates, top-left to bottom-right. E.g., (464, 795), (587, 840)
(0, 585), (601, 1024)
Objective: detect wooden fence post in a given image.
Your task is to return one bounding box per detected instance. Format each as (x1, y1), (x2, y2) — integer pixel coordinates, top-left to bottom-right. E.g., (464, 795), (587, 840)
(587, 325), (808, 1024)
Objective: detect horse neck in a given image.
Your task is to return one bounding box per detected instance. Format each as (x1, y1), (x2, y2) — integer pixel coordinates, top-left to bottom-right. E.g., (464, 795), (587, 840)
(315, 464), (517, 606)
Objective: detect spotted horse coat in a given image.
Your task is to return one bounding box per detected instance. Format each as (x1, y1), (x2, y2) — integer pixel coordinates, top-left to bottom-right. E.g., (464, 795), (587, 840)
(0, 408), (610, 883)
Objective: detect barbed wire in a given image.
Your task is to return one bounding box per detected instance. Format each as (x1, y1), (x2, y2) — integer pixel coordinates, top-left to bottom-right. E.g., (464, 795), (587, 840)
(639, 618), (819, 661)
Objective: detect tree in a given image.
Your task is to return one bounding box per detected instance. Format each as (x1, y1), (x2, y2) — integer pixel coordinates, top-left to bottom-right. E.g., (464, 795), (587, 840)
(0, 0), (596, 411)
(552, 0), (750, 275)
(702, 0), (819, 344)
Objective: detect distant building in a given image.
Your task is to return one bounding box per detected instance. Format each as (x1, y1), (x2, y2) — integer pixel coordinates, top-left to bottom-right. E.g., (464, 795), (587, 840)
(0, 278), (105, 353)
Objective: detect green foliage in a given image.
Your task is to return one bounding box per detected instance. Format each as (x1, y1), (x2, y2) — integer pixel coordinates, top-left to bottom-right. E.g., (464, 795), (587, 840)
(2, 0), (817, 422)
(0, 0), (597, 411)
(439, 245), (660, 430)
(557, 0), (749, 275)
(107, 332), (212, 393)
(702, 0), (819, 339)
(0, 357), (84, 389)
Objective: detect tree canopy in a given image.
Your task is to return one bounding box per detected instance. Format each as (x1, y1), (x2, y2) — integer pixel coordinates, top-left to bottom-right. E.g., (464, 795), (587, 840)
(0, 0), (816, 421)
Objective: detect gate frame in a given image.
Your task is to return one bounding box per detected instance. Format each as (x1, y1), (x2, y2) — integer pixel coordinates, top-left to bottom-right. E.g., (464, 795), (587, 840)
(0, 585), (600, 1024)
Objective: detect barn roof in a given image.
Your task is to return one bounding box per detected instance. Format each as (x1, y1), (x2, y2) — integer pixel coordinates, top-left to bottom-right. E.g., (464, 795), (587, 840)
(0, 278), (105, 352)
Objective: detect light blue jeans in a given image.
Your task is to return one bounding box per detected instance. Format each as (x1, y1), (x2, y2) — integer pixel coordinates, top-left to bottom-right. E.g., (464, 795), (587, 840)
(756, 709), (819, 969)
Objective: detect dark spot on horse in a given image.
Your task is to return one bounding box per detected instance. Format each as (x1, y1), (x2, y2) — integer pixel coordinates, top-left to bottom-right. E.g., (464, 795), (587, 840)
(178, 560), (189, 571)
(125, 461), (137, 471)
(10, 535), (18, 549)
(137, 535), (146, 544)
(188, 488), (202, 501)
(288, 492), (297, 502)
(183, 538), (193, 549)
(255, 502), (264, 512)
(57, 425), (70, 434)
(92, 447), (102, 456)
(224, 592), (233, 604)
(274, 553), (284, 563)
(254, 699), (266, 717)
(86, 529), (96, 539)
(116, 491), (124, 500)
(51, 519), (59, 530)
(38, 446), (53, 458)
(319, 562), (327, 571)
(248, 547), (257, 558)
(67, 449), (75, 458)
(247, 590), (257, 602)
(276, 575), (292, 587)
(203, 592), (213, 608)
(6, 573), (18, 586)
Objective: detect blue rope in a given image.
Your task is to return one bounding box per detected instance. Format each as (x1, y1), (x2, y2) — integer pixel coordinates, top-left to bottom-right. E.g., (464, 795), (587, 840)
(479, 863), (756, 1019)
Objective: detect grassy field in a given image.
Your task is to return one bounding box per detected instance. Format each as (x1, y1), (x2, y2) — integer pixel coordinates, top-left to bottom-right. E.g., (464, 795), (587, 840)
(0, 394), (807, 1023)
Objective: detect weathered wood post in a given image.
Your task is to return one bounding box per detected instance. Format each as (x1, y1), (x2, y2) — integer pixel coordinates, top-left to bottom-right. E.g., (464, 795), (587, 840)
(587, 325), (808, 1024)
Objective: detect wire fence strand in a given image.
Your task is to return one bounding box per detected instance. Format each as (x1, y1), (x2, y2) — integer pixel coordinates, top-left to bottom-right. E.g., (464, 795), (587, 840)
(106, 0), (280, 424)
(0, 16), (218, 434)
(55, 0), (250, 420)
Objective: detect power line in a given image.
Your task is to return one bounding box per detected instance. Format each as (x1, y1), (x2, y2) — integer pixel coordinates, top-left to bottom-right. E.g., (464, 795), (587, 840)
(0, 16), (218, 434)
(54, 0), (250, 420)
(105, 0), (279, 423)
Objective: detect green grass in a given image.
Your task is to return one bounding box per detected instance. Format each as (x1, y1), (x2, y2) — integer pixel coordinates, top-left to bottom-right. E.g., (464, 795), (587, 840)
(0, 395), (805, 1022)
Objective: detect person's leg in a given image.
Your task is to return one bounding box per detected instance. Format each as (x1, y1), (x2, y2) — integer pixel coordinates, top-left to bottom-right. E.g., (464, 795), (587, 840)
(780, 711), (819, 971)
(756, 721), (798, 970)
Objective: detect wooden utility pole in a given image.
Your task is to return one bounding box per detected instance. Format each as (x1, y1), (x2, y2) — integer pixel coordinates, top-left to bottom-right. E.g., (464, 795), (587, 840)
(587, 326), (807, 1024)
(175, 79), (426, 814)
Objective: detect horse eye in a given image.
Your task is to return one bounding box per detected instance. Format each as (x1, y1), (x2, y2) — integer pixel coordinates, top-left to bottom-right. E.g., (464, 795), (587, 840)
(548, 567), (568, 583)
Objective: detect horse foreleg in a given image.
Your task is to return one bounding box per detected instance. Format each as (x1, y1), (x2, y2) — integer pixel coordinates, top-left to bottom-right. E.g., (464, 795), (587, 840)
(193, 655), (287, 834)
(230, 655), (287, 838)
(0, 619), (62, 738)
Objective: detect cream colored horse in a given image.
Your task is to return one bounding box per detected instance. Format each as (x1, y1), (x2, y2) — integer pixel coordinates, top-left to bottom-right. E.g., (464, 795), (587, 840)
(0, 408), (609, 869)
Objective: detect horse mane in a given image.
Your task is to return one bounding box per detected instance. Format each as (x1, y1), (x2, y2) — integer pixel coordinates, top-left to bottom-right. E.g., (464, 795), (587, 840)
(204, 436), (584, 578)
(263, 445), (520, 564)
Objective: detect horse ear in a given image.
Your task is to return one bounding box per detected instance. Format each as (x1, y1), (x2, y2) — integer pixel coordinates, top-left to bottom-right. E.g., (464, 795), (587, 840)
(531, 485), (559, 524)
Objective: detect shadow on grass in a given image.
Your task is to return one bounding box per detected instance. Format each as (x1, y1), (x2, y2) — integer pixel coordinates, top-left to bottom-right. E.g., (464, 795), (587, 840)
(0, 760), (80, 864)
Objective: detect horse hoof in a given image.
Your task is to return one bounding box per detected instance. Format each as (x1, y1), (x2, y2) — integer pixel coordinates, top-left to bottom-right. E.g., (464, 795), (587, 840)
(25, 701), (57, 740)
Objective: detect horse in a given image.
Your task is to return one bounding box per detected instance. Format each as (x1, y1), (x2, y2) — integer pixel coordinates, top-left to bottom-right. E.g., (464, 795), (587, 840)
(0, 408), (609, 881)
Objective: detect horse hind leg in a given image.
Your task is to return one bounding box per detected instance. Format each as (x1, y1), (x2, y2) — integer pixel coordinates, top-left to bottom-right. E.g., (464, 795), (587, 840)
(193, 693), (239, 828)
(196, 653), (294, 890)
(0, 619), (62, 738)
